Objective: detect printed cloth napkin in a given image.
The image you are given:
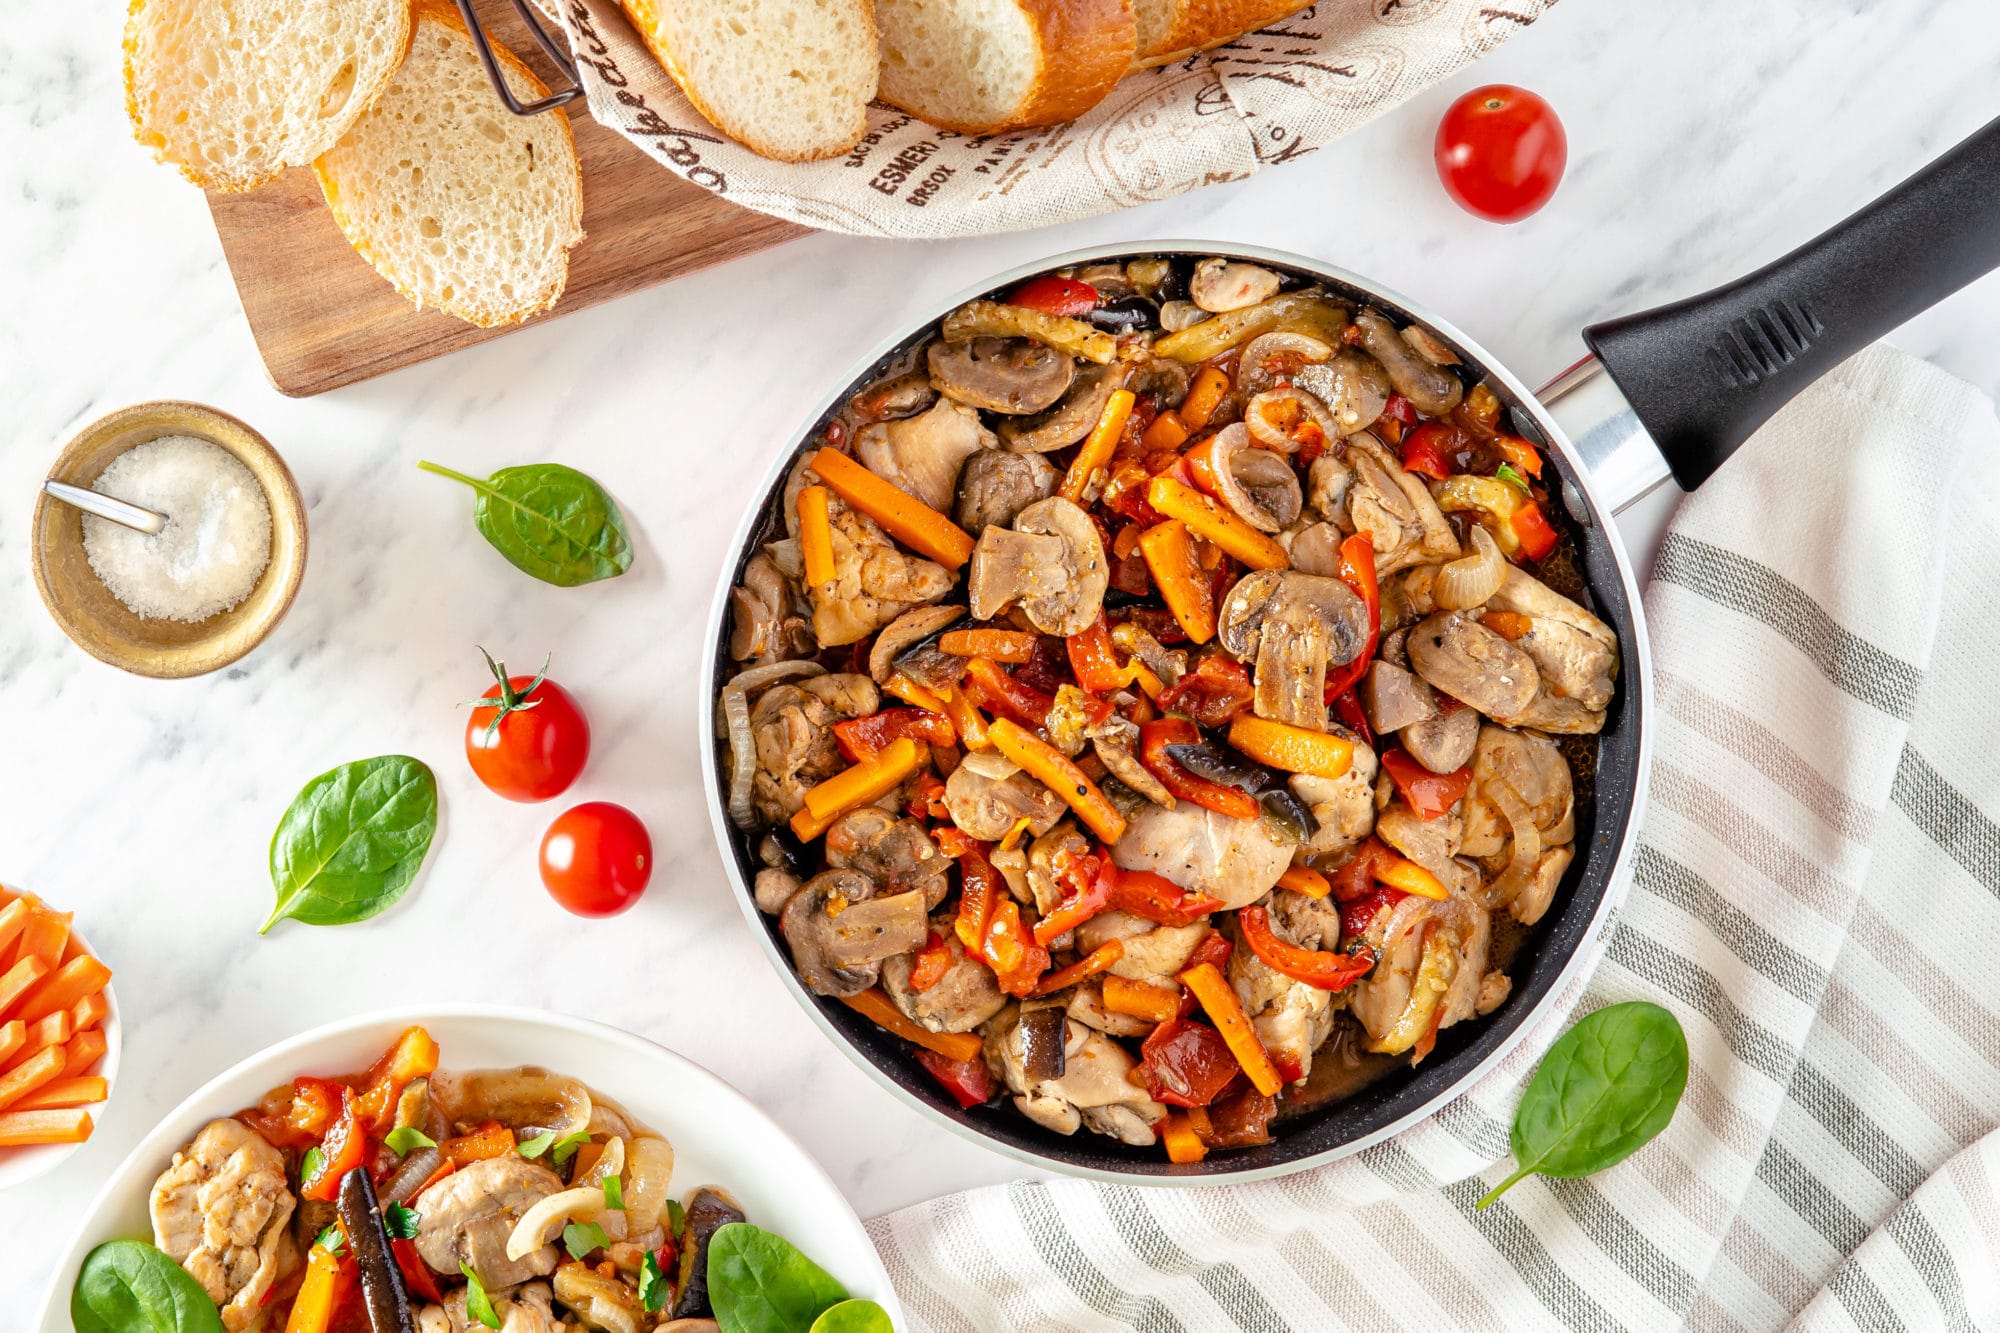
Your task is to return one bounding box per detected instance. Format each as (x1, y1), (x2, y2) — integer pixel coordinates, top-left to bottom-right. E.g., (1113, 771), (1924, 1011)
(867, 344), (2000, 1331)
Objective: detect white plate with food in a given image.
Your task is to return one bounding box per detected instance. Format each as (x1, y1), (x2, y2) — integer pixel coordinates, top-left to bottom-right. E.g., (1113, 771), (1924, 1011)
(36, 1006), (899, 1332)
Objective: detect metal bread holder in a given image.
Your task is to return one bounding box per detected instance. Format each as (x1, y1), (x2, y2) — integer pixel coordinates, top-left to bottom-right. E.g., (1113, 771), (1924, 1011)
(452, 0), (583, 116)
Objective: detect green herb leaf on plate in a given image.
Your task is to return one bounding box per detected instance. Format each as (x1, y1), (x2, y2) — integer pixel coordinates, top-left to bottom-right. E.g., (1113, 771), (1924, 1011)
(1478, 1000), (1689, 1208)
(516, 1130), (556, 1159)
(639, 1250), (669, 1313)
(262, 755), (439, 933)
(385, 1203), (422, 1241)
(563, 1221), (611, 1261)
(72, 1239), (227, 1333)
(667, 1198), (686, 1238)
(313, 1224), (346, 1257)
(603, 1175), (624, 1211)
(385, 1126), (436, 1156)
(299, 1146), (326, 1191)
(1496, 462), (1531, 493)
(418, 460), (634, 588)
(461, 1263), (501, 1330)
(708, 1222), (850, 1333)
(810, 1299), (896, 1333)
(550, 1129), (592, 1167)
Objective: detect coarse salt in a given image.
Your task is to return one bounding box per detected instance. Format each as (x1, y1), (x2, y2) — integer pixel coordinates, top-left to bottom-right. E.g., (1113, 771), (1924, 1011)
(81, 435), (273, 623)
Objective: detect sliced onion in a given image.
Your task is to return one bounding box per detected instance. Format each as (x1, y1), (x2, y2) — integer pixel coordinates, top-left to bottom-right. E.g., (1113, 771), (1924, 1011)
(1433, 525), (1506, 611)
(719, 660), (826, 829)
(579, 1134), (625, 1189)
(620, 1135), (676, 1234)
(1245, 387), (1340, 454)
(506, 1186), (624, 1260)
(1482, 782), (1542, 913)
(429, 1066), (592, 1141)
(380, 1145), (442, 1205)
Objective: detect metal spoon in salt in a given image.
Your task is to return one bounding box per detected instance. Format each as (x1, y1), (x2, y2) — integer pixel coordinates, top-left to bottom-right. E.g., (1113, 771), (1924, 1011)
(42, 480), (168, 536)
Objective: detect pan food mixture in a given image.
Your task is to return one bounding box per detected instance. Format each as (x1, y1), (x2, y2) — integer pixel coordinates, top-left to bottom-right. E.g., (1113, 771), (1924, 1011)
(720, 256), (1620, 1162)
(91, 1027), (851, 1332)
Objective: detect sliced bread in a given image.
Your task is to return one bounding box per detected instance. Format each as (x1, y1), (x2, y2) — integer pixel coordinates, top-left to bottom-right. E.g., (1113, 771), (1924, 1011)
(876, 0), (1137, 135)
(1134, 0), (1308, 67)
(123, 0), (412, 192)
(619, 0), (880, 162)
(313, 0), (585, 328)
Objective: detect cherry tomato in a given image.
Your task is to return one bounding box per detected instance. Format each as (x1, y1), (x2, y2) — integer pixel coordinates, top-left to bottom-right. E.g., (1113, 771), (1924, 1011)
(1007, 274), (1099, 318)
(539, 802), (652, 917)
(464, 650), (590, 803)
(1434, 84), (1566, 223)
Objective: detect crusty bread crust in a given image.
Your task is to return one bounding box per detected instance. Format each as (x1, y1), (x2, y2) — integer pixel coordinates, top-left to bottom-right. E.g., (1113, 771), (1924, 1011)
(1134, 0), (1307, 68)
(618, 0), (876, 162)
(880, 0), (1136, 136)
(314, 0), (584, 327)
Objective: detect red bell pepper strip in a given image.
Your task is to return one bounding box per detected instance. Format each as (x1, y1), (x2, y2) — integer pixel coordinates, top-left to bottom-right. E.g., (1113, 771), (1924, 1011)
(1137, 718), (1260, 819)
(1030, 939), (1125, 997)
(1067, 616), (1154, 695)
(1239, 905), (1375, 991)
(1379, 393), (1418, 438)
(1137, 1018), (1243, 1107)
(242, 1075), (346, 1149)
(950, 839), (1002, 954)
(905, 771), (950, 821)
(392, 1238), (445, 1303)
(1325, 836), (1399, 902)
(1399, 421), (1463, 480)
(1510, 499), (1560, 561)
(300, 1088), (367, 1203)
(1330, 688), (1373, 747)
(1007, 275), (1098, 318)
(1321, 536), (1380, 702)
(909, 932), (953, 992)
(914, 1048), (995, 1109)
(1156, 654), (1253, 727)
(1034, 849), (1113, 947)
(1495, 433), (1544, 478)
(1111, 866), (1226, 927)
(981, 898), (1051, 996)
(833, 708), (957, 763)
(963, 657), (1055, 730)
(1380, 749), (1474, 820)
(352, 1026), (440, 1134)
(1340, 885), (1408, 941)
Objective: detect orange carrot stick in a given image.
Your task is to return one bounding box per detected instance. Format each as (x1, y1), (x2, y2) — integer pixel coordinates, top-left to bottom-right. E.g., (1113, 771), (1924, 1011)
(0, 1021), (23, 1066)
(13, 1076), (107, 1110)
(1277, 865), (1332, 899)
(0, 1107), (93, 1146)
(18, 955), (111, 1025)
(1147, 477), (1289, 571)
(939, 629), (1038, 662)
(1177, 367), (1231, 431)
(797, 485), (837, 588)
(1102, 975), (1181, 1024)
(14, 908), (70, 971)
(62, 1029), (109, 1078)
(1161, 1112), (1208, 1164)
(1030, 940), (1126, 997)
(988, 719), (1126, 845)
(1180, 961), (1283, 1097)
(7, 1012), (70, 1068)
(0, 901), (29, 961)
(839, 988), (985, 1063)
(0, 957), (49, 1017)
(1059, 389), (1136, 503)
(70, 990), (109, 1033)
(810, 448), (976, 569)
(0, 1045), (67, 1111)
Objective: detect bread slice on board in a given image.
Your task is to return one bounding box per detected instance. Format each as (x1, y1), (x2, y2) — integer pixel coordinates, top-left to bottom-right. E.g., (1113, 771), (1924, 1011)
(619, 0), (880, 162)
(876, 0), (1137, 135)
(1133, 0), (1307, 67)
(313, 0), (585, 328)
(123, 0), (412, 191)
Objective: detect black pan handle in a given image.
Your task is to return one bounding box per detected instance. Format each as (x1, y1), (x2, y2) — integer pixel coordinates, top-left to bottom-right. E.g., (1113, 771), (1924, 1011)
(1582, 113), (2000, 491)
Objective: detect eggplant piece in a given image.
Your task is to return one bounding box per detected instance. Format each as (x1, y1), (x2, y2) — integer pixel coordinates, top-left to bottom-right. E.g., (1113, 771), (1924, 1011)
(1019, 1006), (1068, 1082)
(1085, 296), (1157, 334)
(1162, 741), (1276, 793)
(1258, 789), (1320, 844)
(672, 1187), (749, 1319)
(336, 1168), (416, 1333)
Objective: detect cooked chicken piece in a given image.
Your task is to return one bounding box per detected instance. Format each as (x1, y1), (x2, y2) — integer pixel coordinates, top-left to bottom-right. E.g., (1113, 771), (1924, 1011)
(1110, 801), (1292, 910)
(150, 1119), (298, 1331)
(997, 1015), (1166, 1145)
(1347, 894), (1496, 1060)
(1267, 885), (1346, 951)
(419, 1281), (563, 1333)
(1485, 566), (1618, 712)
(1075, 911), (1210, 985)
(1228, 920), (1337, 1084)
(753, 868), (802, 915)
(1191, 258), (1283, 313)
(805, 505), (953, 648)
(1306, 454), (1353, 524)
(1407, 610), (1540, 719)
(954, 448), (1059, 532)
(825, 807), (951, 910)
(748, 673), (880, 824)
(1341, 436), (1460, 576)
(1460, 725), (1575, 858)
(1400, 704), (1481, 774)
(855, 398), (997, 512)
(728, 551), (813, 666)
(1376, 803), (1480, 897)
(945, 753), (1068, 842)
(1024, 823), (1093, 925)
(882, 925), (1007, 1033)
(1290, 743), (1378, 855)
(413, 1155), (565, 1290)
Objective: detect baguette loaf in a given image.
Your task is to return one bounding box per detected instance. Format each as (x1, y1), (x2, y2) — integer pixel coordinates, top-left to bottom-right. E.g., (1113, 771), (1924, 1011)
(876, 0), (1137, 135)
(314, 0), (584, 328)
(620, 0), (880, 162)
(123, 0), (411, 191)
(1133, 0), (1308, 67)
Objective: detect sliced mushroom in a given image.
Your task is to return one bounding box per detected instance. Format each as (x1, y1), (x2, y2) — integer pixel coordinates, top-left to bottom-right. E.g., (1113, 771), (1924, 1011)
(855, 398), (997, 511)
(954, 448), (1059, 533)
(1401, 704), (1481, 773)
(413, 1156), (565, 1289)
(1236, 332), (1332, 397)
(944, 751), (1067, 841)
(867, 605), (963, 683)
(825, 807), (951, 909)
(806, 506), (953, 648)
(1343, 436), (1461, 576)
(1406, 611), (1540, 719)
(1360, 660), (1438, 734)
(929, 336), (1077, 413)
(1355, 310), (1464, 416)
(1284, 521), (1343, 578)
(997, 363), (1125, 452)
(966, 497), (1108, 637)
(1191, 257), (1282, 313)
(1201, 425), (1303, 532)
(728, 552), (812, 667)
(779, 870), (930, 997)
(1158, 300), (1206, 332)
(1292, 350), (1392, 435)
(1218, 570), (1369, 729)
(849, 370), (938, 423)
(1093, 736), (1175, 809)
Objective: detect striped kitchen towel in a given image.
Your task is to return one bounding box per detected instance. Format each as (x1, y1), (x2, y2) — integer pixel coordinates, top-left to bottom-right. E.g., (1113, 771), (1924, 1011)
(867, 344), (2000, 1332)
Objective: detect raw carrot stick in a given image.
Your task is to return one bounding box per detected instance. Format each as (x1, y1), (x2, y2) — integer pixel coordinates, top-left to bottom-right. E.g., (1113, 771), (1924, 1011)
(1147, 477), (1289, 570)
(18, 954), (111, 1025)
(1058, 389), (1136, 503)
(939, 629), (1038, 662)
(0, 900), (29, 960)
(1177, 367), (1232, 430)
(0, 958), (49, 1017)
(0, 1021), (23, 1066)
(1102, 975), (1181, 1024)
(987, 720), (1127, 845)
(0, 1045), (67, 1111)
(14, 908), (71, 971)
(1179, 962), (1283, 1097)
(62, 1030), (108, 1078)
(797, 485), (837, 588)
(0, 1107), (93, 1146)
(7, 1012), (70, 1068)
(13, 1076), (107, 1111)
(1030, 940), (1126, 997)
(810, 448), (976, 569)
(839, 988), (985, 1062)
(70, 990), (109, 1033)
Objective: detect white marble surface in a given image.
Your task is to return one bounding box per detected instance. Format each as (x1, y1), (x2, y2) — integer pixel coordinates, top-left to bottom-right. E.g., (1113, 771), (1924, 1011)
(7, 0), (2000, 1307)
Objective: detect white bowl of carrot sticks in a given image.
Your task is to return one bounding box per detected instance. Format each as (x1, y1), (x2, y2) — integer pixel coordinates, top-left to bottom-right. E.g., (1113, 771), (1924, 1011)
(0, 885), (120, 1189)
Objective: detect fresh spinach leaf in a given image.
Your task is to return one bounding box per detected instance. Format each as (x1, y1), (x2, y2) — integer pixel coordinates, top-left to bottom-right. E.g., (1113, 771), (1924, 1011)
(602, 1174), (624, 1211)
(810, 1300), (895, 1333)
(708, 1222), (850, 1333)
(461, 1263), (501, 1330)
(418, 460), (633, 587)
(516, 1130), (556, 1159)
(549, 1129), (592, 1166)
(639, 1249), (670, 1313)
(563, 1221), (611, 1260)
(263, 756), (438, 933)
(72, 1239), (225, 1333)
(1478, 1000), (1689, 1207)
(385, 1203), (422, 1241)
(666, 1198), (686, 1238)
(385, 1126), (435, 1156)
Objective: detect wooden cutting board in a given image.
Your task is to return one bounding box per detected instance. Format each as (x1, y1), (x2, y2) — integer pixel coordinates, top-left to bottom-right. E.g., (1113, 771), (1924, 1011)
(205, 3), (804, 398)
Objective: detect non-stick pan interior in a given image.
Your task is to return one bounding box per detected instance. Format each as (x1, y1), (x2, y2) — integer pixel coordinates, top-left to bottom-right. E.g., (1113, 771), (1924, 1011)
(708, 247), (1646, 1178)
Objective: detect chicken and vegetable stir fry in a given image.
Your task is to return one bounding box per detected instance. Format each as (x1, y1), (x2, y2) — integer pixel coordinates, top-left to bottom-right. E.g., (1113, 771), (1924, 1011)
(720, 256), (1619, 1161)
(139, 1028), (748, 1331)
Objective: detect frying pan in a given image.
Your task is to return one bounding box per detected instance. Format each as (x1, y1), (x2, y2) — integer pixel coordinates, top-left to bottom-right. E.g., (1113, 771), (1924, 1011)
(701, 116), (2000, 1181)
